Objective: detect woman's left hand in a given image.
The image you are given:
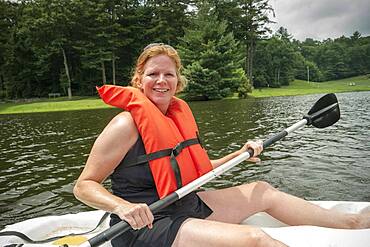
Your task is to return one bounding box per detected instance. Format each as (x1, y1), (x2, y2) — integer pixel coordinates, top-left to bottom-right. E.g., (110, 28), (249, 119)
(210, 140), (264, 169)
(240, 140), (263, 163)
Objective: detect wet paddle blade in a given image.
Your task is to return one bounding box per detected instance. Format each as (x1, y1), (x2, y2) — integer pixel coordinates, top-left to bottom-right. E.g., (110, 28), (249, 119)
(305, 93), (340, 128)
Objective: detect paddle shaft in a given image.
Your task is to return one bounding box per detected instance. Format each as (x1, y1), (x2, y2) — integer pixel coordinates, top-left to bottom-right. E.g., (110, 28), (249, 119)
(79, 118), (308, 247)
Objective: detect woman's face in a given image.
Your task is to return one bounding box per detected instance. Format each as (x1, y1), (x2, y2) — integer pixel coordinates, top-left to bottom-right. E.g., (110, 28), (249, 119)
(139, 54), (178, 114)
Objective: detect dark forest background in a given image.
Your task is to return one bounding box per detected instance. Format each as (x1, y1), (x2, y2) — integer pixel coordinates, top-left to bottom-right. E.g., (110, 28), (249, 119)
(1, 0), (369, 100)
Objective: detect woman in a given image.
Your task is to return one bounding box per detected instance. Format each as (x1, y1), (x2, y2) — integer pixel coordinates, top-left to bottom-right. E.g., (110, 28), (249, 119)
(74, 43), (370, 247)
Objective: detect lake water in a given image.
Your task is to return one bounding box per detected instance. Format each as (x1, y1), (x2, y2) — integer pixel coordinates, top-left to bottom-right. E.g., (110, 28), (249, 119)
(0, 92), (369, 229)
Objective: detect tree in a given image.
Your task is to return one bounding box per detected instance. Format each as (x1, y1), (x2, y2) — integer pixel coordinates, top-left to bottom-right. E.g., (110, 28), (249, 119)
(9, 0), (77, 98)
(71, 0), (119, 86)
(144, 0), (191, 45)
(253, 29), (298, 88)
(236, 68), (252, 98)
(1, 1), (43, 98)
(211, 0), (274, 87)
(178, 3), (249, 100)
(275, 26), (292, 42)
(0, 1), (18, 98)
(315, 40), (347, 80)
(346, 32), (369, 76)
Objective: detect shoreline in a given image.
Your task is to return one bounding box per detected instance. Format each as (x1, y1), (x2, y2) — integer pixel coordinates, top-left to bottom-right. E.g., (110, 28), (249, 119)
(1, 76), (369, 115)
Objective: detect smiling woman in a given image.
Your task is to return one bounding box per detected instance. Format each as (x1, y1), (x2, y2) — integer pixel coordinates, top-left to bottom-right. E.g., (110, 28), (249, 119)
(71, 43), (370, 247)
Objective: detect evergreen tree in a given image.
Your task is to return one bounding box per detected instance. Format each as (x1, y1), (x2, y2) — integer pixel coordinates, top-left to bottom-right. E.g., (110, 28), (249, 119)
(208, 0), (274, 87)
(144, 0), (191, 45)
(178, 3), (249, 100)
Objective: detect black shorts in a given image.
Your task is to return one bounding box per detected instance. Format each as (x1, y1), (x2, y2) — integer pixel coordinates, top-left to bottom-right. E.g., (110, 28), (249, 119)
(110, 192), (213, 247)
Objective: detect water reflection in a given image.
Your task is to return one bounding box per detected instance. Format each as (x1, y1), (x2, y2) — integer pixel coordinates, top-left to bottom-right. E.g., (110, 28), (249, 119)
(0, 92), (369, 229)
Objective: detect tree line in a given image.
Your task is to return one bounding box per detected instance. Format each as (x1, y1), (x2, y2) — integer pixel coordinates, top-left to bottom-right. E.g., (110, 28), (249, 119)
(254, 28), (370, 88)
(0, 0), (369, 100)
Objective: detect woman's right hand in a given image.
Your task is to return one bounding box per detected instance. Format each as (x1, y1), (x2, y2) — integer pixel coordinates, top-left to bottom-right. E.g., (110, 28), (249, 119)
(113, 202), (154, 230)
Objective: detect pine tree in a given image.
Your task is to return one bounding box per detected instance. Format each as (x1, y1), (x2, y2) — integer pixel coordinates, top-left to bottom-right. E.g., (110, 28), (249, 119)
(178, 3), (249, 100)
(209, 0), (274, 87)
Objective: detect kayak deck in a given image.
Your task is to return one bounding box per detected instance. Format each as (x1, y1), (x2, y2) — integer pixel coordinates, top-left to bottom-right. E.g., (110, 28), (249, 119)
(1, 201), (369, 247)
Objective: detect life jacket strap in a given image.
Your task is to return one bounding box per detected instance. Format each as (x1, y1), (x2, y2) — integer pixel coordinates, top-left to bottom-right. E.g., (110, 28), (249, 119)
(124, 137), (201, 189)
(169, 138), (200, 189)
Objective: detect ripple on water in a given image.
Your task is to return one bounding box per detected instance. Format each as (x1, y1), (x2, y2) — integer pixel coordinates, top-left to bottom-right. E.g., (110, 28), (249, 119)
(1, 93), (369, 229)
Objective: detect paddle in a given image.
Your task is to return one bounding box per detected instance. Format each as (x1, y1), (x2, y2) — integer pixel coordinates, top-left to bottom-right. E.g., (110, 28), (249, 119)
(77, 93), (340, 247)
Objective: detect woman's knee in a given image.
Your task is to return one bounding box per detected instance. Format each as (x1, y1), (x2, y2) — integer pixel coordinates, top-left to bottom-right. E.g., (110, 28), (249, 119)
(239, 181), (279, 209)
(241, 181), (277, 194)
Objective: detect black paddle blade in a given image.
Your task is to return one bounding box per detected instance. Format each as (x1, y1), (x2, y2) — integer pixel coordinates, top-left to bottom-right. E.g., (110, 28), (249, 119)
(304, 93), (340, 128)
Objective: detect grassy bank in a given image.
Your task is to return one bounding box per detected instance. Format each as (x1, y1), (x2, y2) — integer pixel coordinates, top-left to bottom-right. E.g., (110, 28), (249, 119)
(249, 75), (370, 98)
(1, 75), (369, 114)
(0, 97), (111, 114)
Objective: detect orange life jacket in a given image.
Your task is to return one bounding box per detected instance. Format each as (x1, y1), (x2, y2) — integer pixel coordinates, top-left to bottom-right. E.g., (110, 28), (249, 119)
(97, 85), (213, 199)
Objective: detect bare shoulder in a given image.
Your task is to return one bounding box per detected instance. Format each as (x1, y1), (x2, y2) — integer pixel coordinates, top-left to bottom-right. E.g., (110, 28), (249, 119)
(108, 111), (136, 133)
(99, 111), (138, 147)
(78, 111), (138, 183)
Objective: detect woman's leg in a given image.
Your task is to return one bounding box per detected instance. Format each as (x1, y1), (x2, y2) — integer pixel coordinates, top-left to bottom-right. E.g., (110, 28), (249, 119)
(198, 181), (369, 229)
(172, 218), (287, 247)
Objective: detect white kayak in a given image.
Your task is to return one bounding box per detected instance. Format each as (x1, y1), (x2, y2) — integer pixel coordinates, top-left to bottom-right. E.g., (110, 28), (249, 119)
(1, 201), (370, 247)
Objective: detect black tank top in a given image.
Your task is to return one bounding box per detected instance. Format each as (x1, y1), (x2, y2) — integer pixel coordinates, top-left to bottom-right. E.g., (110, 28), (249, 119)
(110, 135), (160, 205)
(110, 135), (212, 220)
(109, 135), (213, 247)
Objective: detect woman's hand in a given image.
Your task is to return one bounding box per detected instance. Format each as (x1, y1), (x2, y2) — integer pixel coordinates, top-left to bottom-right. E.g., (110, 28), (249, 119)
(240, 140), (263, 163)
(210, 140), (264, 169)
(113, 202), (154, 230)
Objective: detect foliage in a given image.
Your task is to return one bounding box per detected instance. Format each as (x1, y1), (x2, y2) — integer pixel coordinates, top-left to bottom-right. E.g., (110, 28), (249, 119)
(236, 68), (252, 98)
(210, 0), (274, 87)
(178, 3), (248, 100)
(0, 0), (369, 100)
(296, 34), (370, 82)
(0, 0), (192, 99)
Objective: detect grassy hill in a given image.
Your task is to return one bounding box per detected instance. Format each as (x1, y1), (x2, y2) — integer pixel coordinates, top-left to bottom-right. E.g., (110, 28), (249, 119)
(1, 75), (369, 114)
(249, 75), (370, 98)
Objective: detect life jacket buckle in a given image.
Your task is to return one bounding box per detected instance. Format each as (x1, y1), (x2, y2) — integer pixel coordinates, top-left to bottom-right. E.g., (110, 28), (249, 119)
(172, 143), (182, 157)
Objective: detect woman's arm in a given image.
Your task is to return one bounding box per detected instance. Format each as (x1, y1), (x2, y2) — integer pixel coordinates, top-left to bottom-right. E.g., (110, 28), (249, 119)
(74, 112), (135, 211)
(210, 140), (263, 169)
(73, 112), (153, 229)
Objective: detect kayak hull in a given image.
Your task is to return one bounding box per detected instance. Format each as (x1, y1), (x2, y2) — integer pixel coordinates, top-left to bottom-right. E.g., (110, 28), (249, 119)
(1, 201), (370, 247)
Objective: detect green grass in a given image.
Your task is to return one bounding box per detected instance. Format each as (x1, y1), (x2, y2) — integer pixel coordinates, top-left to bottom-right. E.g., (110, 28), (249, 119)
(249, 75), (370, 98)
(1, 75), (369, 114)
(0, 97), (111, 114)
